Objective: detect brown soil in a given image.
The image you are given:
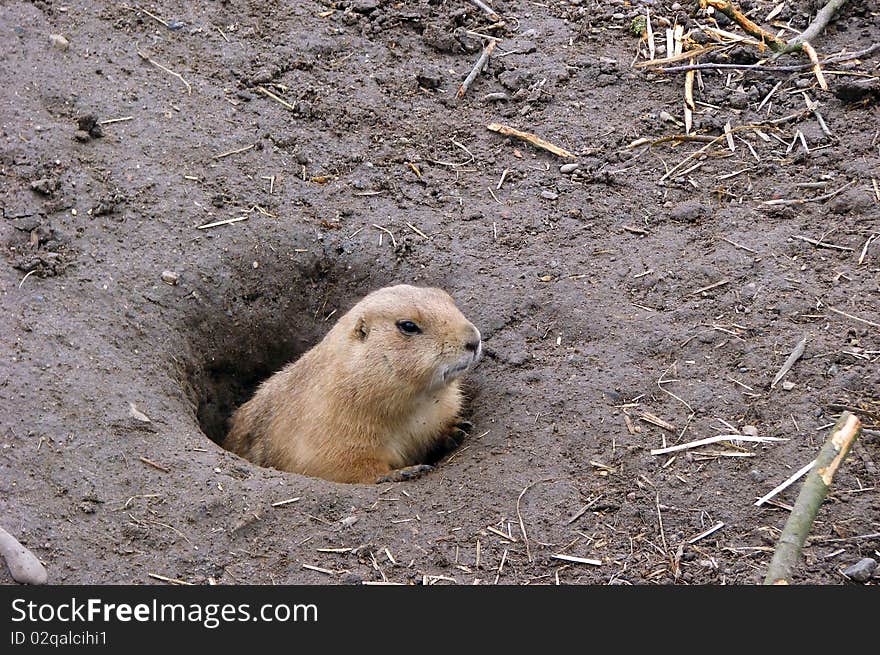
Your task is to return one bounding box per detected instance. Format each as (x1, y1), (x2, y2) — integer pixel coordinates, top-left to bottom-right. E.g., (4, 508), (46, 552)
(1, 0), (879, 585)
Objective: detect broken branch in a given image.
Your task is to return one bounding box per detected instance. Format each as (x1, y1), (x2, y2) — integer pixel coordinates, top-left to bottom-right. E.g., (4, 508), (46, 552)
(763, 412), (861, 584)
(486, 123), (577, 159)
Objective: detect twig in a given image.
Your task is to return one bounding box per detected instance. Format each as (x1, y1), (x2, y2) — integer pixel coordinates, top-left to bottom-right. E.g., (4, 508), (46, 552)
(762, 180), (855, 206)
(516, 479), (553, 563)
(801, 42), (828, 90)
(687, 521), (725, 544)
(148, 573), (194, 585)
(139, 456), (170, 473)
(657, 44), (880, 73)
(271, 497), (302, 507)
(98, 116), (134, 125)
(470, 0), (500, 21)
(136, 51), (191, 94)
(650, 434), (785, 456)
(770, 336), (807, 389)
(255, 85), (297, 111)
(458, 40), (497, 98)
(214, 144), (255, 160)
(372, 224), (397, 248)
(551, 554), (602, 566)
(764, 412), (861, 584)
(755, 460), (815, 507)
(634, 45), (720, 68)
(486, 123), (576, 159)
(701, 0), (788, 52)
(786, 0), (850, 51)
(826, 306), (880, 329)
(688, 278), (730, 296)
(792, 234), (853, 251)
(565, 495), (604, 525)
(858, 234), (878, 264)
(197, 216), (248, 230)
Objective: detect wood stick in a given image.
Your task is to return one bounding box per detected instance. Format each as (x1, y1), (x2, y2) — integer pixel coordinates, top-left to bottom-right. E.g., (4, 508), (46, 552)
(651, 434), (785, 455)
(486, 123), (576, 159)
(148, 572), (194, 585)
(764, 412), (861, 584)
(256, 85), (297, 111)
(701, 0), (788, 52)
(139, 456), (170, 473)
(635, 45), (719, 68)
(792, 235), (854, 251)
(786, 0), (850, 51)
(801, 42), (828, 90)
(470, 0), (500, 21)
(551, 554), (602, 566)
(458, 39), (497, 98)
(770, 336), (806, 389)
(826, 306), (880, 329)
(656, 44), (880, 73)
(687, 521), (725, 544)
(137, 51), (191, 94)
(755, 460), (815, 507)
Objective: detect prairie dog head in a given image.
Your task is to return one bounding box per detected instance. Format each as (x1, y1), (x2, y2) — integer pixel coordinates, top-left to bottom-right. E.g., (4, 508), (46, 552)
(338, 285), (481, 395)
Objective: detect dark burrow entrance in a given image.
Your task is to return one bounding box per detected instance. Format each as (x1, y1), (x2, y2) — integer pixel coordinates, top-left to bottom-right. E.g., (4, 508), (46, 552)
(178, 253), (479, 472)
(180, 255), (379, 448)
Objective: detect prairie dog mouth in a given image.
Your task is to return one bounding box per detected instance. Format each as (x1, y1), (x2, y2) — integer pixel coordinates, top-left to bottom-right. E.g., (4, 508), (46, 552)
(440, 349), (480, 384)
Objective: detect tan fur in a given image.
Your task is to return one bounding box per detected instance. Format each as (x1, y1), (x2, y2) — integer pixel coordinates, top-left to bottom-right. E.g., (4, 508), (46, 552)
(223, 285), (481, 483)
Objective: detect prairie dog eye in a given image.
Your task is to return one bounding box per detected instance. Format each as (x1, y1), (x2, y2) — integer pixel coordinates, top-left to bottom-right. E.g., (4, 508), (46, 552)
(396, 320), (422, 336)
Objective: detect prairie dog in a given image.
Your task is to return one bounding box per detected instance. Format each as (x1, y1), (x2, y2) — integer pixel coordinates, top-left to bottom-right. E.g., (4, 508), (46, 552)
(224, 285), (481, 483)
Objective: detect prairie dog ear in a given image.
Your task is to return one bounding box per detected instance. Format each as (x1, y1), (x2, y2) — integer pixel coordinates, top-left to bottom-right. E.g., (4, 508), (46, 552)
(354, 316), (369, 341)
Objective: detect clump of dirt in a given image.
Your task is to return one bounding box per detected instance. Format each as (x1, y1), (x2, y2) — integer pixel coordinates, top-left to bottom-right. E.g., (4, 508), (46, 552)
(1, 0), (878, 586)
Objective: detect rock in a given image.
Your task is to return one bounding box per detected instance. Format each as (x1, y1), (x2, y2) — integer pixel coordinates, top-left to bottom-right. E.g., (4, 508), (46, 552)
(498, 69), (534, 91)
(29, 178), (58, 196)
(415, 70), (442, 89)
(128, 402), (151, 423)
(161, 270), (180, 286)
(482, 92), (509, 103)
(340, 515), (358, 527)
(77, 114), (104, 139)
(669, 200), (710, 223)
(0, 525), (48, 585)
(541, 190), (559, 200)
(422, 23), (457, 53)
(843, 558), (877, 582)
(741, 425), (759, 437)
(350, 0), (380, 13)
(560, 163), (580, 174)
(48, 33), (69, 51)
(781, 380), (795, 391)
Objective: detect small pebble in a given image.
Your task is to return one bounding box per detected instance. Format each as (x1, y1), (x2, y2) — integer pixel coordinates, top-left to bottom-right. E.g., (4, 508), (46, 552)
(340, 516), (358, 527)
(541, 190), (559, 200)
(128, 402), (151, 423)
(781, 380), (796, 391)
(741, 425), (759, 437)
(161, 270), (179, 285)
(843, 558), (877, 582)
(49, 33), (69, 51)
(560, 163), (580, 174)
(0, 525), (48, 585)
